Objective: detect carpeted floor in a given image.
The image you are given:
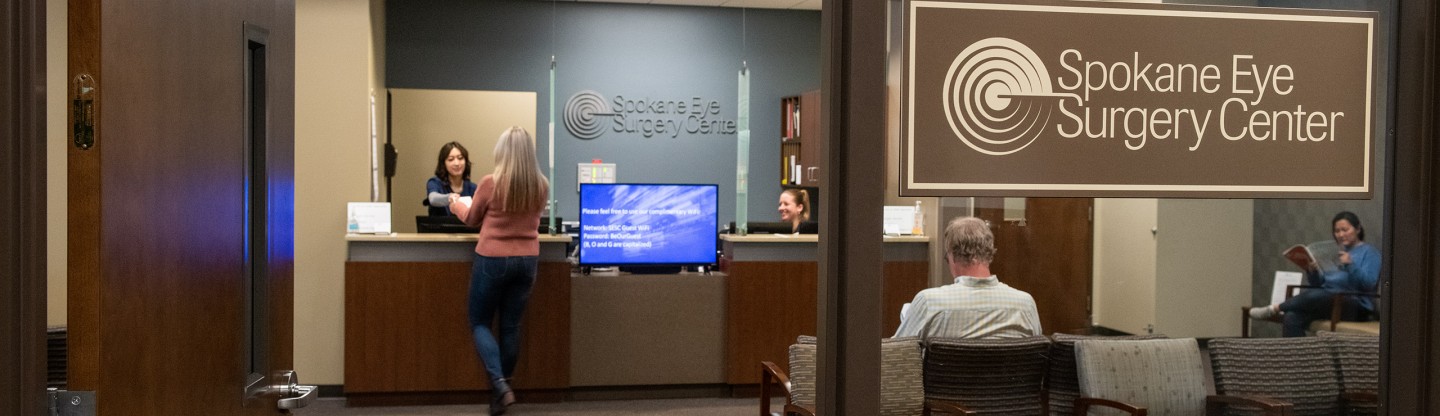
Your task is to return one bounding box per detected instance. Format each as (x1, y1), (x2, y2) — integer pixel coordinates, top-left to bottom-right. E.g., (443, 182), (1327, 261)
(296, 397), (773, 416)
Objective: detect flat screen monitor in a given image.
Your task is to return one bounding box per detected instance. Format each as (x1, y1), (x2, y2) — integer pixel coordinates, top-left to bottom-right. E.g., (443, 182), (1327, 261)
(578, 183), (718, 266)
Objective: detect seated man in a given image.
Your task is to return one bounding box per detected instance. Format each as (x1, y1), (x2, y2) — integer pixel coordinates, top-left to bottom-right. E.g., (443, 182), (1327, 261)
(893, 216), (1042, 339)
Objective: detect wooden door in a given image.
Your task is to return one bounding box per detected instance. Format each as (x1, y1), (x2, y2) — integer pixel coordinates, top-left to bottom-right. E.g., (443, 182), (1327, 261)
(975, 198), (1093, 334)
(67, 0), (296, 414)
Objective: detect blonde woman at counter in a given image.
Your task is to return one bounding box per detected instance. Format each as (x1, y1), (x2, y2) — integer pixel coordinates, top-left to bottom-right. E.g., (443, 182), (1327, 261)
(448, 126), (549, 415)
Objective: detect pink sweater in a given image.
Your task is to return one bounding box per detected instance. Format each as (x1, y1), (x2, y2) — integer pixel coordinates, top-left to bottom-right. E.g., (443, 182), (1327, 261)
(450, 175), (547, 257)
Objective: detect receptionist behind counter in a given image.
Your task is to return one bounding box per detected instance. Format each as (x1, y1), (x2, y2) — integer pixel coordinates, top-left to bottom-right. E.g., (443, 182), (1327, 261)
(424, 141), (478, 217)
(778, 188), (818, 234)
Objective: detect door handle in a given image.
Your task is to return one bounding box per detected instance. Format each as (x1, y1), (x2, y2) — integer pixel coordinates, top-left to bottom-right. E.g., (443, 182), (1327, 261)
(273, 371), (318, 410)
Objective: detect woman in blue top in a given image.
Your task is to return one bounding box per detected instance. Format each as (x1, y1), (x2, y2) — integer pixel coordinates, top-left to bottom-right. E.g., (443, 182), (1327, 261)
(1251, 211), (1381, 337)
(424, 141), (478, 216)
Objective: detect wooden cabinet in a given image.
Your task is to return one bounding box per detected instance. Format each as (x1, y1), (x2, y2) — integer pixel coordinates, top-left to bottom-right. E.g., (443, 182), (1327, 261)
(720, 235), (929, 385)
(780, 90), (823, 188)
(344, 235), (572, 406)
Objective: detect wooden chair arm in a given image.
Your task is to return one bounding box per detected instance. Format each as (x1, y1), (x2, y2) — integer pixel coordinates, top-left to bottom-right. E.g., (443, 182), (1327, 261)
(1074, 397), (1146, 416)
(922, 398), (976, 416)
(1285, 284), (1324, 299)
(761, 361), (792, 416)
(1205, 394), (1293, 416)
(783, 403), (816, 416)
(1328, 291), (1381, 331)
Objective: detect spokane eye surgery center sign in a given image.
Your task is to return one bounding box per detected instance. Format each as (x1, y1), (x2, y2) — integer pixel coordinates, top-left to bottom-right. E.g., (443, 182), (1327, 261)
(901, 0), (1375, 198)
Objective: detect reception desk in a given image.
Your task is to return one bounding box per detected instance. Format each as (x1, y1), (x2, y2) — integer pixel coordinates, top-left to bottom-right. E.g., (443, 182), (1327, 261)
(344, 233), (572, 406)
(720, 234), (930, 385)
(343, 233), (929, 403)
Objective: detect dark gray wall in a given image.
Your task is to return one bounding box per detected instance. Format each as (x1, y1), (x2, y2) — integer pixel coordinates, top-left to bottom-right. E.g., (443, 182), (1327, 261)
(388, 0), (821, 224)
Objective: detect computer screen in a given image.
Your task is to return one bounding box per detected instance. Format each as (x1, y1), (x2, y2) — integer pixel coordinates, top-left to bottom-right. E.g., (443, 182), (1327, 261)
(578, 183), (718, 266)
(415, 215), (478, 234)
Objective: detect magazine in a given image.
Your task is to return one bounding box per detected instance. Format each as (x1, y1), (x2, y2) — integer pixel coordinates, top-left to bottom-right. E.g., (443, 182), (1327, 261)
(1282, 240), (1342, 274)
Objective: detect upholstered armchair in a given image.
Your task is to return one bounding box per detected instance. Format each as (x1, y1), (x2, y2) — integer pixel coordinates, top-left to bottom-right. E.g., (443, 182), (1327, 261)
(762, 336), (928, 416)
(1318, 332), (1379, 416)
(1074, 338), (1292, 416)
(921, 335), (1051, 415)
(1045, 333), (1168, 416)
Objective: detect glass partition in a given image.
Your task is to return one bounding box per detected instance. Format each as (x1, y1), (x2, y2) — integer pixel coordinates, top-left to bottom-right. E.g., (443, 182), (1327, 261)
(871, 0), (1397, 410)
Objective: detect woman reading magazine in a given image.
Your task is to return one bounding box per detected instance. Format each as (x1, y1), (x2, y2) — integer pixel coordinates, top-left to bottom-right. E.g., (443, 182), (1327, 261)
(1250, 211), (1381, 337)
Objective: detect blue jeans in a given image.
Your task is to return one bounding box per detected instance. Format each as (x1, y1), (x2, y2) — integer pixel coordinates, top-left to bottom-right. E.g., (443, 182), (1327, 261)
(468, 253), (538, 383)
(1279, 287), (1366, 337)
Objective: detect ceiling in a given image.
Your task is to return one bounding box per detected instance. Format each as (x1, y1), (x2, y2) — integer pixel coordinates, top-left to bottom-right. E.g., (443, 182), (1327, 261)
(563, 0), (821, 11)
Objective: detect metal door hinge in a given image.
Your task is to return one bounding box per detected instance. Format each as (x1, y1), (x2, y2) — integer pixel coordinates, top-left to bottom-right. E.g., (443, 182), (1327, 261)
(48, 390), (96, 416)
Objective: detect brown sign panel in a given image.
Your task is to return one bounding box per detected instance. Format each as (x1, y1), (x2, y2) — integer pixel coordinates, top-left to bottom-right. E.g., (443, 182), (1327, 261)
(901, 0), (1375, 198)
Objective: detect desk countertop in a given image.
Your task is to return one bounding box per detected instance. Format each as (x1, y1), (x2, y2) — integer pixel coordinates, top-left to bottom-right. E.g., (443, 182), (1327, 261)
(346, 232), (573, 243)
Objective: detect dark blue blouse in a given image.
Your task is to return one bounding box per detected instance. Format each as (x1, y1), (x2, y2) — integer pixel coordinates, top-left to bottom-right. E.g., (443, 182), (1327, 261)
(424, 176), (477, 217)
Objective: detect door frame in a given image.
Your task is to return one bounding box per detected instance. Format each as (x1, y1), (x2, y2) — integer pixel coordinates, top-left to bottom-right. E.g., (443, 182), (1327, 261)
(1, 0), (48, 414)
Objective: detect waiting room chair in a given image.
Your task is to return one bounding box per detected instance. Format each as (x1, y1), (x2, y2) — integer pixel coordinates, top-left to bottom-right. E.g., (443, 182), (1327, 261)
(762, 336), (928, 416)
(921, 335), (1051, 415)
(1241, 285), (1380, 337)
(1209, 337), (1359, 415)
(1045, 333), (1167, 416)
(762, 336), (818, 416)
(1318, 332), (1380, 416)
(1074, 338), (1291, 416)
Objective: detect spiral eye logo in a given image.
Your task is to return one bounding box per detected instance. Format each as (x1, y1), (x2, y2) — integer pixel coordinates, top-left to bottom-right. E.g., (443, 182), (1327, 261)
(565, 91), (617, 140)
(943, 38), (1073, 156)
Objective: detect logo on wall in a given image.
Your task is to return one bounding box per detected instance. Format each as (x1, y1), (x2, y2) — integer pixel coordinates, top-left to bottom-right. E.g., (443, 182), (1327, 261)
(563, 90), (737, 140)
(565, 91), (615, 140)
(943, 37), (1076, 155)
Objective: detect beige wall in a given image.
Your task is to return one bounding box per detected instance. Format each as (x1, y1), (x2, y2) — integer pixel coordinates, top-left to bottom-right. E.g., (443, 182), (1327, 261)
(388, 89), (537, 232)
(46, 0), (66, 326)
(1155, 199), (1253, 338)
(1093, 199), (1254, 337)
(296, 0), (377, 385)
(1093, 198), (1159, 335)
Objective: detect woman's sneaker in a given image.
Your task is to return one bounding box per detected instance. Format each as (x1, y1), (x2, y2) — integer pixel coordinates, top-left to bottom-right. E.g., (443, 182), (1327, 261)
(1249, 305), (1279, 319)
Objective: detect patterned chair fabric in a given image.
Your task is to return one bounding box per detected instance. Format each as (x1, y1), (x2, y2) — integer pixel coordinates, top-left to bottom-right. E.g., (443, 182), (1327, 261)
(788, 336), (818, 409)
(1319, 331), (1379, 416)
(1046, 333), (1167, 416)
(1208, 337), (1341, 416)
(788, 336), (925, 416)
(1074, 338), (1210, 416)
(922, 335), (1051, 415)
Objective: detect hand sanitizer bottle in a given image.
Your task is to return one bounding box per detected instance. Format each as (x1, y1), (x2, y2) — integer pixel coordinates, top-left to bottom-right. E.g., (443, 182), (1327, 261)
(348, 212), (360, 233)
(912, 200), (924, 235)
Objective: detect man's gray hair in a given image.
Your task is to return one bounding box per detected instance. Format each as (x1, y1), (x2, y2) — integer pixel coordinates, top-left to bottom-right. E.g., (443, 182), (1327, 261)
(943, 217), (996, 266)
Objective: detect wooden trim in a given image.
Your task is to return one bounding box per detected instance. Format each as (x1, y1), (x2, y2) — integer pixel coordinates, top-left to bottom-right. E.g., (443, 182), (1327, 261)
(817, 0), (888, 414)
(1388, 0), (1440, 412)
(65, 0), (101, 392)
(1, 0), (48, 413)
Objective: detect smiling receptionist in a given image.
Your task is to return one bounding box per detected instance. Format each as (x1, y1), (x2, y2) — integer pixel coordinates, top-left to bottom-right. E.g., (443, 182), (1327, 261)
(778, 188), (818, 234)
(424, 141), (478, 217)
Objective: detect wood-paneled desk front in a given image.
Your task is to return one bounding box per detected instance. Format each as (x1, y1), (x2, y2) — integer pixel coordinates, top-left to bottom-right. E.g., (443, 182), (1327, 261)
(720, 234), (930, 386)
(344, 233), (572, 406)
